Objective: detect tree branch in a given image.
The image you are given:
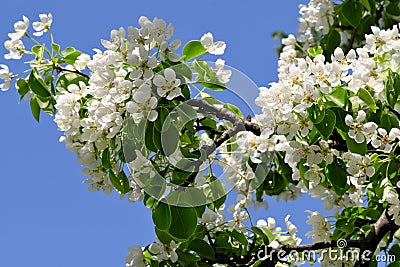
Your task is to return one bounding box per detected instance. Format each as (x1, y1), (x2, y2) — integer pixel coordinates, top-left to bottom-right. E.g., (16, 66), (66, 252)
(183, 99), (261, 172)
(388, 105), (400, 120)
(201, 208), (399, 266)
(355, 208), (398, 266)
(55, 64), (90, 79)
(345, 26), (358, 54)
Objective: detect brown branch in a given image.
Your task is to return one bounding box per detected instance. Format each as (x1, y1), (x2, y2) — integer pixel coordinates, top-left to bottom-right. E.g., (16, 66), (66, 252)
(55, 64), (90, 79)
(195, 125), (224, 135)
(345, 26), (358, 54)
(355, 208), (398, 266)
(189, 99), (261, 136)
(388, 105), (400, 120)
(201, 208), (398, 266)
(182, 99), (261, 172)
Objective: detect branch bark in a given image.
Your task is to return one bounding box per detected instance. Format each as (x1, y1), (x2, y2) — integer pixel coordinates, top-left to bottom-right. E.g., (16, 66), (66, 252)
(201, 208), (398, 267)
(182, 99), (261, 171)
(55, 64), (90, 79)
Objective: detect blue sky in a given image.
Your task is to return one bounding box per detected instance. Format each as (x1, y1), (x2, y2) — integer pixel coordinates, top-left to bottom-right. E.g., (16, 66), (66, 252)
(0, 1), (335, 267)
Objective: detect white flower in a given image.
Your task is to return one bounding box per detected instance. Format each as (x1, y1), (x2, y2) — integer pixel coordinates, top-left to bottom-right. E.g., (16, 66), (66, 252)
(125, 245), (145, 267)
(8, 16), (29, 41)
(32, 13), (53, 36)
(149, 240), (179, 263)
(4, 39), (25, 60)
(126, 96), (158, 122)
(371, 128), (399, 153)
(284, 215), (298, 237)
(345, 110), (377, 143)
(200, 32), (226, 55)
(365, 26), (399, 53)
(215, 59), (231, 83)
(0, 65), (12, 91)
(74, 53), (91, 71)
(154, 68), (181, 100)
(305, 210), (330, 242)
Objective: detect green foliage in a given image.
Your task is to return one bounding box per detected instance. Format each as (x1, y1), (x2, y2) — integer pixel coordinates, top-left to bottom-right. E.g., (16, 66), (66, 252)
(182, 41), (207, 61)
(314, 109), (336, 138)
(109, 170), (130, 194)
(168, 206), (197, 241)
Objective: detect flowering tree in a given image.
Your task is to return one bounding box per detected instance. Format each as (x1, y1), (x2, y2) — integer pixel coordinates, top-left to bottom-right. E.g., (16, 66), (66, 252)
(1, 0), (400, 266)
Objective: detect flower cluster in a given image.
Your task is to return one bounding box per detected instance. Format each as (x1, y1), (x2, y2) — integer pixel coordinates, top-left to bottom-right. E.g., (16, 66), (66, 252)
(254, 23), (400, 227)
(297, 0), (334, 46)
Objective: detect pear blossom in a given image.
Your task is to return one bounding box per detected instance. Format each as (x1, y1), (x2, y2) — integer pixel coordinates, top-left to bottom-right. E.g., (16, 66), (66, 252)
(345, 110), (377, 143)
(154, 68), (181, 100)
(32, 13), (53, 36)
(305, 210), (330, 242)
(215, 59), (231, 83)
(126, 96), (158, 122)
(0, 65), (12, 91)
(125, 245), (146, 267)
(149, 240), (179, 263)
(200, 32), (226, 55)
(8, 16), (29, 41)
(4, 39), (25, 60)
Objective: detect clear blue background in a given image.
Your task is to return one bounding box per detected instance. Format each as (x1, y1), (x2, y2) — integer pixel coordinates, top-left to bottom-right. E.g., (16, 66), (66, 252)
(0, 1), (338, 267)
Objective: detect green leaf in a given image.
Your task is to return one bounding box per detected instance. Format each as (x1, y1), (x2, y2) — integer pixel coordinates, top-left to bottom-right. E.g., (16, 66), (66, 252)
(346, 137), (367, 155)
(320, 30), (341, 56)
(29, 69), (51, 97)
(199, 82), (226, 91)
(182, 41), (206, 62)
(36, 95), (56, 115)
(56, 73), (88, 89)
(176, 250), (200, 267)
(169, 206), (197, 240)
(223, 103), (243, 119)
(192, 60), (226, 91)
(360, 0), (371, 12)
(341, 1), (364, 27)
(155, 228), (174, 244)
(389, 244), (400, 262)
(61, 47), (82, 65)
(276, 236), (297, 246)
(51, 43), (61, 55)
(189, 239), (215, 260)
(307, 104), (325, 124)
(161, 125), (180, 156)
(214, 232), (233, 255)
(251, 226), (275, 245)
(109, 170), (130, 194)
(32, 45), (45, 61)
(314, 109), (336, 138)
(326, 158), (348, 194)
(332, 107), (350, 132)
(385, 71), (400, 108)
(336, 218), (354, 234)
(358, 88), (377, 112)
(152, 203), (172, 231)
(171, 169), (193, 186)
(102, 148), (112, 169)
(30, 97), (41, 122)
(171, 63), (193, 80)
(202, 176), (227, 206)
(230, 229), (249, 247)
(307, 46), (323, 59)
(325, 87), (350, 110)
(16, 78), (30, 100)
(145, 122), (158, 152)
